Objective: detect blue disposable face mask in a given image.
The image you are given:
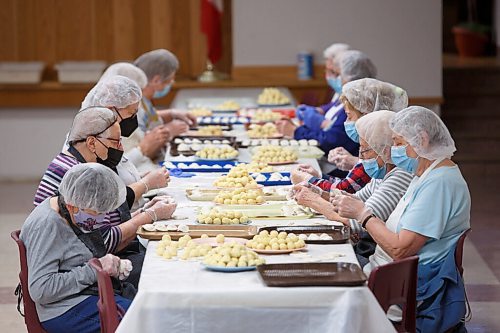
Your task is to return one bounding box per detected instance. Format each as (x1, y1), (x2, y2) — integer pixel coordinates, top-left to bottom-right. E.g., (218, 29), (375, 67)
(344, 121), (359, 143)
(327, 76), (343, 94)
(391, 145), (419, 174)
(361, 157), (386, 179)
(153, 83), (172, 99)
(73, 209), (107, 233)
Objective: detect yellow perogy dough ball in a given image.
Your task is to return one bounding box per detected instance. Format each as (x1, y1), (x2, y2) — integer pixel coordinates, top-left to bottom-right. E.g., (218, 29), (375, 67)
(216, 234), (225, 244)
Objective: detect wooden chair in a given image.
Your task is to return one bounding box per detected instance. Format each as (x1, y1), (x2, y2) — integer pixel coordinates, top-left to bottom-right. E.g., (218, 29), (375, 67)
(368, 255), (419, 333)
(11, 230), (47, 333)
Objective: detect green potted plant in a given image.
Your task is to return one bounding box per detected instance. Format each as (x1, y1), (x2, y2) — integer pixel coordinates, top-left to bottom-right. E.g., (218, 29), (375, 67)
(452, 0), (490, 57)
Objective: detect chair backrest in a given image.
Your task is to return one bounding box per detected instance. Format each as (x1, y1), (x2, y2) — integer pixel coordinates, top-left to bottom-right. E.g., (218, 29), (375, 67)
(368, 255), (419, 333)
(455, 229), (471, 277)
(10, 230), (47, 333)
(88, 258), (124, 333)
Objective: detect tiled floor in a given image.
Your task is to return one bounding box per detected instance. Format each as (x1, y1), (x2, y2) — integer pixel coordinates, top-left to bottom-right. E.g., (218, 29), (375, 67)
(1, 164), (499, 332)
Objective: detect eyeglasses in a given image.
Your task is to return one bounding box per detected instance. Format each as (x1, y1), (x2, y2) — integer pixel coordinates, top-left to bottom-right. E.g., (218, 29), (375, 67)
(359, 147), (374, 159)
(97, 136), (122, 148)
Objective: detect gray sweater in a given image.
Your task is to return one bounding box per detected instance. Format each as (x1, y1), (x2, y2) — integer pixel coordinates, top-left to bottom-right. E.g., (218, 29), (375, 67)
(20, 198), (97, 322)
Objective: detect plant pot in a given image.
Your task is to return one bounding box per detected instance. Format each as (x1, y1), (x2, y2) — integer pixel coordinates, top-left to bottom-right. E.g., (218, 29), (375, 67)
(452, 26), (488, 57)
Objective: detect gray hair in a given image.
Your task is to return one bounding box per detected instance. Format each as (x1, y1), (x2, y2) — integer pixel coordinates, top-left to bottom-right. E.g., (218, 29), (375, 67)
(134, 49), (179, 81)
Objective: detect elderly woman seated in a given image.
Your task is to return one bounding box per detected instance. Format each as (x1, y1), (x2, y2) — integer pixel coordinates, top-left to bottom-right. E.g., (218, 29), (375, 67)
(332, 106), (470, 332)
(22, 163), (134, 332)
(291, 78), (408, 194)
(276, 50), (377, 161)
(293, 111), (413, 263)
(34, 107), (176, 286)
(123, 49), (197, 173)
(81, 74), (169, 208)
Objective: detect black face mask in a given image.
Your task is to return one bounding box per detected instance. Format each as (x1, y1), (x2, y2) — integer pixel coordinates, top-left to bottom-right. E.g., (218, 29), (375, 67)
(119, 114), (138, 137)
(94, 138), (124, 169)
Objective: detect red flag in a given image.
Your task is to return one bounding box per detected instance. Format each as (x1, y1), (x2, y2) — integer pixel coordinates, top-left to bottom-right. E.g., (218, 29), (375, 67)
(200, 0), (223, 64)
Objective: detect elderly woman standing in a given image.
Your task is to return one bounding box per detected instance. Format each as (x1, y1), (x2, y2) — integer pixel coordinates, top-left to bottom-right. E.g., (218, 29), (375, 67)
(294, 111), (414, 264)
(22, 163), (133, 332)
(276, 50), (377, 159)
(292, 78), (408, 193)
(333, 106), (470, 332)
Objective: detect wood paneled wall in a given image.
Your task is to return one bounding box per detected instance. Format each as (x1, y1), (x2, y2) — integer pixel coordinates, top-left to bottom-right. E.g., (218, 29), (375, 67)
(0, 0), (232, 80)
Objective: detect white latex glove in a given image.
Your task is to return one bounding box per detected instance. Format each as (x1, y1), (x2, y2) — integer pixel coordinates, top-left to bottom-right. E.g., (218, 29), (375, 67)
(330, 195), (372, 221)
(296, 163), (321, 178)
(150, 201), (177, 220)
(118, 259), (133, 281)
(142, 166), (170, 190)
(97, 254), (121, 278)
(328, 147), (359, 171)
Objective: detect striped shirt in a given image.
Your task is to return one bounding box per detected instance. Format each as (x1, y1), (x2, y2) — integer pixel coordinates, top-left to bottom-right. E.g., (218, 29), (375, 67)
(33, 153), (123, 253)
(349, 167), (414, 234)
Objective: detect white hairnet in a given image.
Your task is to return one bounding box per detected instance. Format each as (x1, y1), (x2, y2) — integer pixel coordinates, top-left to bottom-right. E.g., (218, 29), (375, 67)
(355, 110), (395, 163)
(134, 49), (179, 81)
(100, 62), (148, 89)
(389, 106), (456, 160)
(342, 78), (408, 114)
(323, 43), (351, 60)
(68, 107), (117, 145)
(338, 50), (377, 82)
(59, 163), (126, 213)
(81, 75), (142, 109)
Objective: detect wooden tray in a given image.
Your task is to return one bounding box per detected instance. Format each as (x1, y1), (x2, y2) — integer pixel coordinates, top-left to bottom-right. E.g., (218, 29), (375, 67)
(137, 224), (258, 241)
(258, 225), (350, 244)
(257, 262), (367, 287)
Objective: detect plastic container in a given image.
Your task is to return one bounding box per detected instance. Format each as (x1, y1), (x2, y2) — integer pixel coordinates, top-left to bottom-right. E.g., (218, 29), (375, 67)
(55, 61), (106, 83)
(0, 62), (44, 84)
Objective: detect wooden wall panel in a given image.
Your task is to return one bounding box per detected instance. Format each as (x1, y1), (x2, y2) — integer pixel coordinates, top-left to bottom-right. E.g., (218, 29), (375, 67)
(0, 0), (18, 59)
(0, 0), (223, 78)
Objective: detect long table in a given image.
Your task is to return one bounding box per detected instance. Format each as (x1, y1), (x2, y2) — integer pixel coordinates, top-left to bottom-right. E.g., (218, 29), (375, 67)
(117, 89), (395, 332)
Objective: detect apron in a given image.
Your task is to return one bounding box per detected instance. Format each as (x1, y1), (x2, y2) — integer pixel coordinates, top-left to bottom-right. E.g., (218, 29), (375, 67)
(364, 158), (444, 274)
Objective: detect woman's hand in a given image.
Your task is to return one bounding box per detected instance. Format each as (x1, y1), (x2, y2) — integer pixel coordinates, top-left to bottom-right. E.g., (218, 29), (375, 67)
(275, 119), (297, 138)
(296, 164), (321, 178)
(142, 167), (170, 190)
(140, 126), (170, 159)
(171, 109), (197, 126)
(290, 168), (314, 184)
(328, 147), (358, 171)
(164, 119), (189, 138)
(118, 259), (133, 281)
(150, 201), (177, 220)
(294, 186), (322, 208)
(98, 254), (121, 278)
(330, 195), (371, 221)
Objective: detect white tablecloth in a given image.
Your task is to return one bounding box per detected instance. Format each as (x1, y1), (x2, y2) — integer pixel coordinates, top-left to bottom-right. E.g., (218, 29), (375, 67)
(117, 91), (395, 332)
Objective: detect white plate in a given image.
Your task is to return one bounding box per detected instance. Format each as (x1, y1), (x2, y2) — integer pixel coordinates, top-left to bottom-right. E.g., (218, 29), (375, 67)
(202, 263), (257, 272)
(251, 245), (307, 255)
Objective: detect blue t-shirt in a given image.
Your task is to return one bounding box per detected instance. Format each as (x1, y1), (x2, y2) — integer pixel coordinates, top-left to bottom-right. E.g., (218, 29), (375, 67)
(397, 165), (471, 265)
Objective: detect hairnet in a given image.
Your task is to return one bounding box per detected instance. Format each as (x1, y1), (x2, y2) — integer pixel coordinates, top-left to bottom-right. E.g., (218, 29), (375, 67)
(100, 62), (148, 89)
(81, 75), (142, 109)
(68, 107), (117, 145)
(342, 78), (408, 114)
(389, 106), (456, 160)
(355, 110), (395, 163)
(134, 49), (179, 81)
(323, 43), (351, 60)
(338, 50), (377, 82)
(59, 163), (126, 213)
